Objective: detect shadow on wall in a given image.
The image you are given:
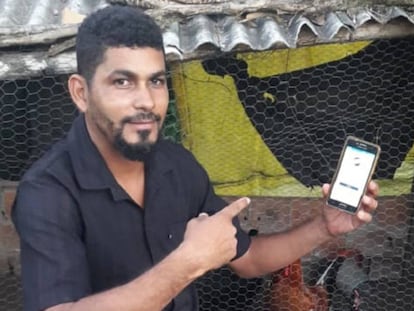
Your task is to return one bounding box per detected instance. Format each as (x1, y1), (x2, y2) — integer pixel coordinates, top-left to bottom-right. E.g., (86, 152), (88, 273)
(202, 38), (414, 188)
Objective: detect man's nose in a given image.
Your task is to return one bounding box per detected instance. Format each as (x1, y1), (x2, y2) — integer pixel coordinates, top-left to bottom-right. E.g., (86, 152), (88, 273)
(133, 86), (155, 110)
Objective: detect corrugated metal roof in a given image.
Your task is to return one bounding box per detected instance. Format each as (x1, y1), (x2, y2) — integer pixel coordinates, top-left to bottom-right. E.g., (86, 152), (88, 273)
(1, 0), (414, 53)
(0, 0), (106, 27)
(164, 6), (414, 58)
(0, 0), (414, 78)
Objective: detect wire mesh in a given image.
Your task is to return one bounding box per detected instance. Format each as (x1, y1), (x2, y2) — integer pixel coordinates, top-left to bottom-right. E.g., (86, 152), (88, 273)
(1, 37), (414, 310)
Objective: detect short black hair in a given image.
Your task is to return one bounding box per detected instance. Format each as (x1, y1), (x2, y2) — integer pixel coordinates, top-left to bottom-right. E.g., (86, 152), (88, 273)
(76, 5), (164, 84)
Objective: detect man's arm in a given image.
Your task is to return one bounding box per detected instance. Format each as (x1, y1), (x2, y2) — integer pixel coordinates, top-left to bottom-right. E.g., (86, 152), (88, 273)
(229, 215), (332, 278)
(45, 197), (251, 311)
(46, 244), (202, 311)
(229, 181), (379, 278)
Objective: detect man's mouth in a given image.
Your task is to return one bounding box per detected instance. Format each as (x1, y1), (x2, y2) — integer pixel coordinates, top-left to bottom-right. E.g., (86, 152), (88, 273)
(123, 113), (161, 131)
(127, 119), (155, 131)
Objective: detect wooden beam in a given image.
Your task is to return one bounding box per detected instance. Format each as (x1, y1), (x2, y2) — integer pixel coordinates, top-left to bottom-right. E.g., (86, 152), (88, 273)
(0, 24), (78, 48)
(110, 0), (414, 20)
(0, 51), (76, 80)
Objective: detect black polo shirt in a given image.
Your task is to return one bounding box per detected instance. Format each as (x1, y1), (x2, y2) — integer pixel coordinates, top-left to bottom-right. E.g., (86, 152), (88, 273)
(12, 115), (251, 311)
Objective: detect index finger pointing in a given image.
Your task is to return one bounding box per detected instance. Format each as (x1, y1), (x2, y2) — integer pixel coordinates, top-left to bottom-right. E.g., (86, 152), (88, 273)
(218, 197), (251, 218)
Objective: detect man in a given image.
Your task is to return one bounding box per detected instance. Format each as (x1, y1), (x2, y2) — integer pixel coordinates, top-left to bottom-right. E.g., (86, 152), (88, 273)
(12, 4), (379, 311)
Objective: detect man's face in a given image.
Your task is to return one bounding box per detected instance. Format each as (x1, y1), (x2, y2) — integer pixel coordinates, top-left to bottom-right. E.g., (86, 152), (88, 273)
(85, 47), (168, 161)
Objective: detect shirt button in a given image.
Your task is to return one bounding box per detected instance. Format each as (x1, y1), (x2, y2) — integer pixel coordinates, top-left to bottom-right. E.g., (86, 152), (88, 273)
(168, 234), (173, 239)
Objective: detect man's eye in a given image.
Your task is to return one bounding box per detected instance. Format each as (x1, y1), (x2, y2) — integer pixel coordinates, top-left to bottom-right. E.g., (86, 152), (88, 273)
(114, 79), (130, 87)
(151, 78), (166, 86)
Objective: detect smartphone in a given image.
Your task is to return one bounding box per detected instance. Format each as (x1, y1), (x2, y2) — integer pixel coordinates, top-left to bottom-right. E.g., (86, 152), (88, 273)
(327, 136), (381, 214)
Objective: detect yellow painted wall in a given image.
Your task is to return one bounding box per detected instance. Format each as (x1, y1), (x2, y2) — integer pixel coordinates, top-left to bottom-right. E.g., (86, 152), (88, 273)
(171, 41), (414, 196)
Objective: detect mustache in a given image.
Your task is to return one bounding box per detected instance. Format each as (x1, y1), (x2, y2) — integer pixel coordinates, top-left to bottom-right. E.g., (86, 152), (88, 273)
(121, 112), (161, 124)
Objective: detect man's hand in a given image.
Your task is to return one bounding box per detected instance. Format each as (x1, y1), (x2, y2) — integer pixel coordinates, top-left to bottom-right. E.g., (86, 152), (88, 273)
(180, 197), (250, 276)
(322, 180), (379, 236)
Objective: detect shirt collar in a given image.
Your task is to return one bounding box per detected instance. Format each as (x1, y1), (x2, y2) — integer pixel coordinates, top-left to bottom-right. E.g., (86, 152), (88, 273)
(67, 115), (117, 191)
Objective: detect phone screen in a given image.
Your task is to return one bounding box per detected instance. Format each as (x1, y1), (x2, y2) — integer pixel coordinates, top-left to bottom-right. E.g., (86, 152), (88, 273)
(328, 138), (380, 213)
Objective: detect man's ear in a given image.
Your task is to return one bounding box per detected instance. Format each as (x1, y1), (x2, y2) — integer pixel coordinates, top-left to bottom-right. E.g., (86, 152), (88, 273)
(68, 74), (89, 112)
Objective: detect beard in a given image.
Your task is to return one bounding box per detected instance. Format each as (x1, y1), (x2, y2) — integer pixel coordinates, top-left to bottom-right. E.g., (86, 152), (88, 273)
(113, 127), (158, 162)
(89, 103), (162, 162)
(113, 112), (162, 162)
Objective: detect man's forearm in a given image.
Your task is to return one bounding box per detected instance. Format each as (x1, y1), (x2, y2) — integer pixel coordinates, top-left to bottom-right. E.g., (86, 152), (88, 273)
(47, 244), (203, 311)
(231, 215), (333, 278)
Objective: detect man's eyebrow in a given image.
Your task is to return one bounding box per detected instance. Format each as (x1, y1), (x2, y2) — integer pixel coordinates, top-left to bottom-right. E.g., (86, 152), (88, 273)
(150, 70), (167, 79)
(109, 69), (167, 79)
(110, 70), (136, 79)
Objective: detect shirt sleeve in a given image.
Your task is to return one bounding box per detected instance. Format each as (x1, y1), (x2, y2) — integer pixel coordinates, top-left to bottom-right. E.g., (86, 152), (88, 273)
(12, 178), (91, 311)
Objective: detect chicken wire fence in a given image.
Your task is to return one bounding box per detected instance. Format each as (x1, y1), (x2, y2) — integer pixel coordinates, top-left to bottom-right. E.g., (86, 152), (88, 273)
(1, 37), (414, 310)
